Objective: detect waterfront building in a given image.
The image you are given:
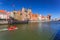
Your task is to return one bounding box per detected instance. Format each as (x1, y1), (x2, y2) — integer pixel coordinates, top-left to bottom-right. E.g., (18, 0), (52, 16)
(0, 10), (10, 24)
(28, 10), (39, 21)
(0, 10), (10, 20)
(41, 16), (46, 21)
(47, 14), (51, 21)
(12, 8), (28, 21)
(10, 12), (14, 18)
(27, 9), (32, 20)
(38, 14), (42, 21)
(38, 14), (51, 22)
(9, 8), (51, 22)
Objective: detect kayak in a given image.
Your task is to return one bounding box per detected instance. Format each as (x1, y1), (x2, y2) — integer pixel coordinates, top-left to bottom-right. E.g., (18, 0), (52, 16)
(0, 26), (18, 31)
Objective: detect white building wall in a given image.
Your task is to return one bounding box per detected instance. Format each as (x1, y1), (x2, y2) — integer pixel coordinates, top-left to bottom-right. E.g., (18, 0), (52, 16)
(10, 12), (14, 17)
(38, 14), (42, 21)
(0, 14), (7, 19)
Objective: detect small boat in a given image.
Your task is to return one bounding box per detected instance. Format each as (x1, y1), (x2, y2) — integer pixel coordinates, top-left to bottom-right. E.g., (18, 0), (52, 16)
(8, 26), (18, 31)
(0, 26), (18, 31)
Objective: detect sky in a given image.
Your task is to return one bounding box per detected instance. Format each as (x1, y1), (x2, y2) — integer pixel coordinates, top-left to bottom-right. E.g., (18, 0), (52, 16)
(0, 0), (60, 18)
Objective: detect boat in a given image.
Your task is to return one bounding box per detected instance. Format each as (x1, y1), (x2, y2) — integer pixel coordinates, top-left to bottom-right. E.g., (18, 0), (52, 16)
(8, 20), (28, 24)
(8, 17), (28, 24)
(0, 26), (18, 31)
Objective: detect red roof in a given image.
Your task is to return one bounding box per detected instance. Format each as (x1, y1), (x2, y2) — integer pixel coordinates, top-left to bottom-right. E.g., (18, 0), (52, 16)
(0, 10), (6, 13)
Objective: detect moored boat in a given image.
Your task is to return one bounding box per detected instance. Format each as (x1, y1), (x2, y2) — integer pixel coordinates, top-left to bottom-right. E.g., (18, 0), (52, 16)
(8, 17), (28, 24)
(8, 20), (28, 24)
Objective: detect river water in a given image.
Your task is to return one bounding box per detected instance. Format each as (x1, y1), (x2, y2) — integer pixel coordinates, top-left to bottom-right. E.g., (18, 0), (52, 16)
(0, 21), (60, 40)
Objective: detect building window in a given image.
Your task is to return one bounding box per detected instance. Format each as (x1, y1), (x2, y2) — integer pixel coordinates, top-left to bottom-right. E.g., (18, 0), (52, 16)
(20, 13), (22, 15)
(25, 10), (27, 13)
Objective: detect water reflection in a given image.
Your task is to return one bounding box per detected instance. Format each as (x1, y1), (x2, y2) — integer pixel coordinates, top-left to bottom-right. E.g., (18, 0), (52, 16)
(0, 25), (8, 29)
(38, 22), (53, 40)
(54, 31), (60, 40)
(0, 22), (60, 40)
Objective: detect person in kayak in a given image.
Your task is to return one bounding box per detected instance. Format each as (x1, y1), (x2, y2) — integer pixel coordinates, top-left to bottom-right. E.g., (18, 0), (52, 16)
(8, 25), (18, 31)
